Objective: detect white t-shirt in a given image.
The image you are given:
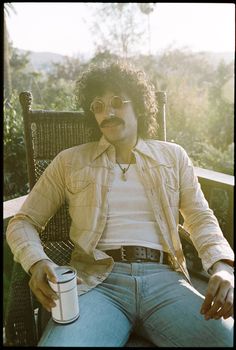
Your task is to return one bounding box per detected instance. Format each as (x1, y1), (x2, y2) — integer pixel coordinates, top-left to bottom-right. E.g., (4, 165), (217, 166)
(97, 164), (168, 252)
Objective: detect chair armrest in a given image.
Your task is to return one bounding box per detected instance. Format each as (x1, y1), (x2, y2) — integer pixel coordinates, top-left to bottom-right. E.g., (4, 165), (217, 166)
(4, 262), (38, 346)
(4, 195), (28, 233)
(4, 195), (28, 220)
(178, 225), (209, 281)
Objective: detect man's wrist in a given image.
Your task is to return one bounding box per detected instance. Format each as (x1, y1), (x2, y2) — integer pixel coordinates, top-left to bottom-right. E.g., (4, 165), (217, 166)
(209, 260), (234, 275)
(29, 258), (52, 275)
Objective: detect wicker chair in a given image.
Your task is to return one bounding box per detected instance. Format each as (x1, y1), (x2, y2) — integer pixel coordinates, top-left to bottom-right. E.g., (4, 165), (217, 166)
(4, 91), (206, 347)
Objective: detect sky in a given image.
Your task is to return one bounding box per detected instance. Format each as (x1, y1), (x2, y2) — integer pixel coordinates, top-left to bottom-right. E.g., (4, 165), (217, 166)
(5, 2), (235, 58)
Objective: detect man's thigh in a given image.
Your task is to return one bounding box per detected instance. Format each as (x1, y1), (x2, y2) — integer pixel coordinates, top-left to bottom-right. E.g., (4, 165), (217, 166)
(138, 267), (233, 347)
(38, 288), (132, 347)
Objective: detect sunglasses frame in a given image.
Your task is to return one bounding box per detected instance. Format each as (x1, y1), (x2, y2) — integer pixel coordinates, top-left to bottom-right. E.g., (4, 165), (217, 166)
(90, 95), (131, 114)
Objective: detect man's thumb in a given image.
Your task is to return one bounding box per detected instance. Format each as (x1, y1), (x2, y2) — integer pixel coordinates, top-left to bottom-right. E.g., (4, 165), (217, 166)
(46, 265), (58, 283)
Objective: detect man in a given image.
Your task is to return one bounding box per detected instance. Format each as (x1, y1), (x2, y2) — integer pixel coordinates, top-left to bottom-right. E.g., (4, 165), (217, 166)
(6, 61), (234, 347)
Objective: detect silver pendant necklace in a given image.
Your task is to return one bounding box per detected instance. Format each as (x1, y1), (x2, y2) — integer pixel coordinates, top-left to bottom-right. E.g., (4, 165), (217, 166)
(116, 159), (132, 181)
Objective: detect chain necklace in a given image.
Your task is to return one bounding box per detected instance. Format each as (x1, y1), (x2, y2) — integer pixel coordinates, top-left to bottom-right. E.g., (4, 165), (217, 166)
(116, 158), (133, 181)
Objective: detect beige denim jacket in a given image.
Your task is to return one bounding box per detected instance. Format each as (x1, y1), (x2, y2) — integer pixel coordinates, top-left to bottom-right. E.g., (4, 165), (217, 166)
(6, 137), (234, 294)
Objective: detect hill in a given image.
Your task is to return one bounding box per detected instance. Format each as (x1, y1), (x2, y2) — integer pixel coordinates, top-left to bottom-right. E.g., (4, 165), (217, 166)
(18, 49), (67, 72)
(17, 48), (234, 72)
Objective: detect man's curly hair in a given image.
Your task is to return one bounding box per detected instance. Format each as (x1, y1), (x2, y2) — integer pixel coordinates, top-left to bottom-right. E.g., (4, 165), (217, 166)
(75, 61), (159, 139)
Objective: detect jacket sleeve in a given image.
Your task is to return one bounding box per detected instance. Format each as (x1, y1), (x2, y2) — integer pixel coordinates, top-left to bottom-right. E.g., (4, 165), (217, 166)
(6, 151), (66, 273)
(178, 145), (234, 272)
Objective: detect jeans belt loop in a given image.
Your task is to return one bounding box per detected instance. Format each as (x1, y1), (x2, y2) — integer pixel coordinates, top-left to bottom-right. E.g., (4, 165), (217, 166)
(159, 250), (164, 264)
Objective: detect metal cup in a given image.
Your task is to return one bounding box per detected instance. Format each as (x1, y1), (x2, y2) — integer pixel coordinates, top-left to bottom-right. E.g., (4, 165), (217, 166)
(48, 266), (79, 324)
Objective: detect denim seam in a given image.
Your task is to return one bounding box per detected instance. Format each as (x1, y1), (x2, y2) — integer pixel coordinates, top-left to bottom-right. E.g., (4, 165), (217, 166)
(144, 321), (180, 347)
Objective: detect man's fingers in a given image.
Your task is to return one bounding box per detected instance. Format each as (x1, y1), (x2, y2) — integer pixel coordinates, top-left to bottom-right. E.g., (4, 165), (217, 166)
(201, 274), (234, 320)
(45, 264), (58, 283)
(200, 276), (220, 314)
(223, 306), (234, 320)
(204, 286), (229, 319)
(41, 280), (59, 300)
(77, 276), (83, 284)
(204, 300), (223, 320)
(200, 292), (215, 314)
(214, 305), (233, 320)
(31, 279), (58, 305)
(213, 289), (234, 319)
(34, 288), (57, 312)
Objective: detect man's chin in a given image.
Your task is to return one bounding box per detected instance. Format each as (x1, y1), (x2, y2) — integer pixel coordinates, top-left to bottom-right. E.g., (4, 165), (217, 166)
(103, 134), (126, 145)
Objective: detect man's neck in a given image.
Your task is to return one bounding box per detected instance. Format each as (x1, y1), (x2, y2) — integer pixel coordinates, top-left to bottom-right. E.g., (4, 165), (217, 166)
(113, 139), (137, 164)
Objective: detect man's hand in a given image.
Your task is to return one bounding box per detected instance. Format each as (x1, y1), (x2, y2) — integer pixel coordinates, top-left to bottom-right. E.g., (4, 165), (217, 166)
(29, 260), (59, 312)
(29, 260), (83, 312)
(200, 261), (234, 320)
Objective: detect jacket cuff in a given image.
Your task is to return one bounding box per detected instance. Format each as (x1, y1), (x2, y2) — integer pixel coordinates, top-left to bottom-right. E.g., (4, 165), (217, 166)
(202, 250), (234, 274)
(16, 245), (53, 274)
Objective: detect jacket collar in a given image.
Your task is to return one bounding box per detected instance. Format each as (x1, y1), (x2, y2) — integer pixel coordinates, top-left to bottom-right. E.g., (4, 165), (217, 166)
(91, 136), (172, 167)
(91, 136), (114, 162)
(134, 138), (173, 167)
(134, 138), (157, 160)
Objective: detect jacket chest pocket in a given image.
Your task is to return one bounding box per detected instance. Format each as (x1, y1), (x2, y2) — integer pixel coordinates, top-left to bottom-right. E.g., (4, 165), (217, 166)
(66, 180), (97, 207)
(151, 165), (179, 207)
(165, 181), (179, 207)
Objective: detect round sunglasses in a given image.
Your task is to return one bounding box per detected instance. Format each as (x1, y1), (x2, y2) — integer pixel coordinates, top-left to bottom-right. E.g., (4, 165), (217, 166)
(90, 96), (131, 114)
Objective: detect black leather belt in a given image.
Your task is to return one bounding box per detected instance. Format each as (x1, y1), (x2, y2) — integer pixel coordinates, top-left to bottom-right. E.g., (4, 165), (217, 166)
(106, 246), (169, 264)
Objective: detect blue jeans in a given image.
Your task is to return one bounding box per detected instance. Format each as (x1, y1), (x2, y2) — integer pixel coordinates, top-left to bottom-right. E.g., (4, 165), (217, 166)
(38, 262), (233, 347)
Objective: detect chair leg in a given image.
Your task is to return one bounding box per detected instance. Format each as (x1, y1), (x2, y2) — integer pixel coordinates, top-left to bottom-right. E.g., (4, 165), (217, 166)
(5, 262), (38, 346)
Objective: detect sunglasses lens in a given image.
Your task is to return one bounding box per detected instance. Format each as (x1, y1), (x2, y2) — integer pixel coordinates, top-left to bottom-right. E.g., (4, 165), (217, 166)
(111, 96), (123, 109)
(91, 100), (104, 114)
(90, 96), (126, 113)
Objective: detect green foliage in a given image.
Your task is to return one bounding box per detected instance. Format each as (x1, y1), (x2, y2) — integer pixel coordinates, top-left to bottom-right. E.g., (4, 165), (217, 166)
(4, 91), (29, 200)
(28, 57), (86, 110)
(146, 49), (214, 149)
(190, 142), (234, 175)
(36, 76), (77, 110)
(9, 46), (33, 93)
(206, 61), (234, 150)
(3, 239), (14, 321)
(132, 50), (234, 173)
(4, 47), (234, 203)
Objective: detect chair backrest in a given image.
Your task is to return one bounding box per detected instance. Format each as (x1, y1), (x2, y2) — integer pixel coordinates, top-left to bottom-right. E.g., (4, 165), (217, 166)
(19, 91), (167, 262)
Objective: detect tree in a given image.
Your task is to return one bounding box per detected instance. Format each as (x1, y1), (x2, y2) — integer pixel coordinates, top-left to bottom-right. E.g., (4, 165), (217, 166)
(138, 3), (156, 55)
(88, 3), (147, 58)
(4, 3), (16, 98)
(149, 49), (212, 145)
(36, 56), (86, 110)
(10, 46), (31, 92)
(206, 60), (234, 150)
(4, 92), (29, 200)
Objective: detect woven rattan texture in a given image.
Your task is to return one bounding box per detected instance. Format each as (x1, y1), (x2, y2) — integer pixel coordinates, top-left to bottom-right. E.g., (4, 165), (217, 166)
(5, 111), (101, 346)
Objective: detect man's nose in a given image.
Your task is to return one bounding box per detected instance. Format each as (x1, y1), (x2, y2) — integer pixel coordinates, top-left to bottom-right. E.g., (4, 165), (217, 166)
(105, 105), (116, 118)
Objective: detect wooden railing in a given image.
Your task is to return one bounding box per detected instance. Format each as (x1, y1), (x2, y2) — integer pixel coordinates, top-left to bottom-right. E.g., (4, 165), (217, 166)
(4, 194), (28, 231)
(194, 167), (234, 248)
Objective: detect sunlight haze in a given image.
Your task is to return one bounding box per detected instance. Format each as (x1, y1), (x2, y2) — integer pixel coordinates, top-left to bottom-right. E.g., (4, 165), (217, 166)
(6, 2), (235, 58)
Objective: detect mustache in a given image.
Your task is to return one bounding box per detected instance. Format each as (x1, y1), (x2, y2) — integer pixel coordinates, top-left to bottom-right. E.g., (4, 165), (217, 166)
(100, 117), (125, 128)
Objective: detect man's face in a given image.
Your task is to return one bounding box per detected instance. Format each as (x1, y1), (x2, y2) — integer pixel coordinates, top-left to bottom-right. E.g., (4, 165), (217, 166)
(90, 91), (138, 146)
